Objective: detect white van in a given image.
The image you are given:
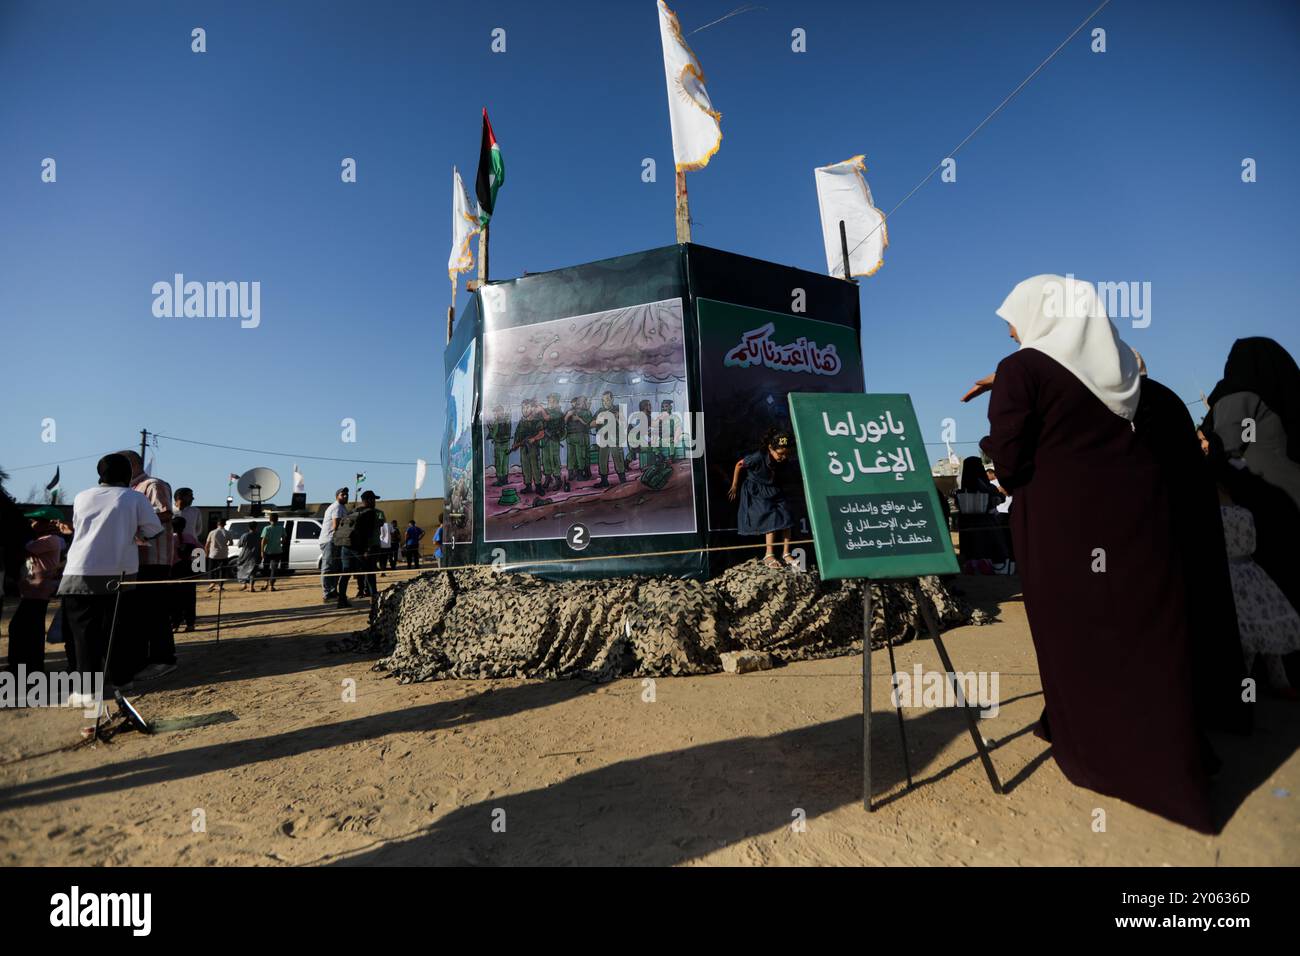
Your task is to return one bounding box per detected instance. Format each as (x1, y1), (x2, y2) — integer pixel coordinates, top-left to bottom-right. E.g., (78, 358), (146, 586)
(224, 516), (325, 571)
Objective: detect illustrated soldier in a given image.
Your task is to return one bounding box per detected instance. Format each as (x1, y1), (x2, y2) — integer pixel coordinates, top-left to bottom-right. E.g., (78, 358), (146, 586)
(656, 399), (683, 459)
(629, 398), (655, 471)
(510, 398), (545, 494)
(564, 395), (595, 481)
(564, 395), (593, 484)
(488, 404), (513, 486)
(539, 393), (566, 493)
(591, 390), (627, 488)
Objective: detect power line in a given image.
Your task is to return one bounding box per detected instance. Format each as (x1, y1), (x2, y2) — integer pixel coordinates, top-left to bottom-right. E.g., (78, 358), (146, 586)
(4, 453), (102, 473)
(687, 3), (765, 36)
(846, 0), (1113, 262)
(153, 433), (439, 467)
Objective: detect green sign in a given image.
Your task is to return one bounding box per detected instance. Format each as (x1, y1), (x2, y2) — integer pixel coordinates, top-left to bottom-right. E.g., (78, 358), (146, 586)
(788, 392), (958, 581)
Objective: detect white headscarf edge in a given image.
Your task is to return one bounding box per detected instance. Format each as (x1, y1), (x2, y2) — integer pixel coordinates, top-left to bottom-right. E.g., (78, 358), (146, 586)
(996, 274), (1141, 421)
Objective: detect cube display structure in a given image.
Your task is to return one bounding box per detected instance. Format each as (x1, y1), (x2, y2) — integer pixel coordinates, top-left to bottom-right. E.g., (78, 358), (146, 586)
(443, 243), (864, 579)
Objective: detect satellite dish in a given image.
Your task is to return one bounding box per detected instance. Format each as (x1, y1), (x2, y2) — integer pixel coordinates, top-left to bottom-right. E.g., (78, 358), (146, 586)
(236, 467), (281, 504)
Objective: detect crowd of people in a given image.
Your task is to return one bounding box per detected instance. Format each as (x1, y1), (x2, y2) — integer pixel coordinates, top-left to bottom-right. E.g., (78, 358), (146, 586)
(3, 276), (1296, 833)
(1, 453), (445, 707)
(964, 274), (1300, 833)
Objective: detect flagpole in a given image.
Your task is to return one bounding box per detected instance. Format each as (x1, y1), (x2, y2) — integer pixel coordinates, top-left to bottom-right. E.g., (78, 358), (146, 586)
(839, 219), (859, 285)
(478, 222), (490, 284)
(447, 280), (456, 345)
(675, 171), (691, 243)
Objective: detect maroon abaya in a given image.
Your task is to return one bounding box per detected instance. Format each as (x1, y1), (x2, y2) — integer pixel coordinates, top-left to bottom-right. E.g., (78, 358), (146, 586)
(981, 348), (1215, 833)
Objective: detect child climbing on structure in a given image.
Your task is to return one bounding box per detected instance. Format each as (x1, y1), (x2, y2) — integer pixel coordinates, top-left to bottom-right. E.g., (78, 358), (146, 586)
(729, 427), (800, 570)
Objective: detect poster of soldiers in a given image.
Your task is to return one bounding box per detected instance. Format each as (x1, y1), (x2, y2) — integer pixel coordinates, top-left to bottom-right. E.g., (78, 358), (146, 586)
(481, 298), (697, 543)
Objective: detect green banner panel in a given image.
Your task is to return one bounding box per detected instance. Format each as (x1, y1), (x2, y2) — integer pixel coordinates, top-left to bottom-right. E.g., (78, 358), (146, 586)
(788, 392), (958, 581)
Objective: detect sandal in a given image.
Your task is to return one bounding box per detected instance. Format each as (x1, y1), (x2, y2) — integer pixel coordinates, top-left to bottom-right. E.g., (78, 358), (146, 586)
(782, 554), (801, 571)
(762, 555), (782, 570)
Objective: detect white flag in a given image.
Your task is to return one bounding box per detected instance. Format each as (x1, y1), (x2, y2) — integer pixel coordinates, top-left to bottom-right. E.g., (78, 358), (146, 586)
(658, 1), (722, 172)
(414, 458), (428, 493)
(814, 155), (888, 279)
(292, 464), (305, 494)
(448, 166), (479, 282)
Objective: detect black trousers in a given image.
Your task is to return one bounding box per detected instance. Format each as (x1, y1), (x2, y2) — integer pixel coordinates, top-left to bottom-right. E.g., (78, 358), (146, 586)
(64, 593), (135, 687)
(358, 550), (378, 595)
(129, 564), (176, 667)
(6, 598), (49, 672)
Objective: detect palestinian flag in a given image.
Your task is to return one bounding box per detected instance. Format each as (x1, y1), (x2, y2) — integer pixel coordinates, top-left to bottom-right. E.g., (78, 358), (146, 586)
(475, 108), (504, 226)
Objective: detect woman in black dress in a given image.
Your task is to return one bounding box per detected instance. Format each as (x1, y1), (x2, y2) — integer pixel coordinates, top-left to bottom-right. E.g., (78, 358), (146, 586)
(969, 274), (1215, 833)
(954, 456), (1009, 570)
(1133, 366), (1252, 736)
(728, 428), (797, 570)
(1201, 338), (1300, 616)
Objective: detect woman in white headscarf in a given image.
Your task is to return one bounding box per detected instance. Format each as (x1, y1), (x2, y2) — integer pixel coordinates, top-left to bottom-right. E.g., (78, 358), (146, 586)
(968, 275), (1215, 833)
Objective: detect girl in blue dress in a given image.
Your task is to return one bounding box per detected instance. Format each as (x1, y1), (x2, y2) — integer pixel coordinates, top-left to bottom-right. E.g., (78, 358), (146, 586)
(728, 428), (798, 569)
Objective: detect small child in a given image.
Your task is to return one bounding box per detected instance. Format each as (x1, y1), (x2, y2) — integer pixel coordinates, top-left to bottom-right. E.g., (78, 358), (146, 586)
(1219, 483), (1299, 696)
(729, 428), (798, 570)
(170, 516), (201, 632)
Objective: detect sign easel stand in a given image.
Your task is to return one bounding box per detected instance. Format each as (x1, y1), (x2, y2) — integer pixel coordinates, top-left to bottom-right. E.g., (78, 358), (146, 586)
(862, 579), (915, 812)
(914, 578), (1003, 796)
(786, 391), (1002, 812)
(863, 577), (1003, 810)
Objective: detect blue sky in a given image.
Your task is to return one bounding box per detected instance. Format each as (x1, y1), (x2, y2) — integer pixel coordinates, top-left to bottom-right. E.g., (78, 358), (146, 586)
(3, 0), (1298, 505)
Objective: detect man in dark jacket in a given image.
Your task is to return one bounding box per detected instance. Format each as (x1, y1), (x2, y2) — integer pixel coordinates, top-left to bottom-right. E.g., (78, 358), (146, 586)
(332, 490), (379, 608)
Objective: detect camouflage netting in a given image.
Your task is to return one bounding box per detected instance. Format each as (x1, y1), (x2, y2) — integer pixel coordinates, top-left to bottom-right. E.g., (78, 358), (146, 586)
(348, 559), (993, 683)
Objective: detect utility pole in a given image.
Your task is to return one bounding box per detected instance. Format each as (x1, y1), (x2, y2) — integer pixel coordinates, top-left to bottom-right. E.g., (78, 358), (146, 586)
(139, 428), (148, 462)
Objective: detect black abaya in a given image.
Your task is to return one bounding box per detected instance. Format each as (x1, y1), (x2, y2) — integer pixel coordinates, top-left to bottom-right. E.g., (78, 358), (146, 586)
(982, 349), (1214, 833)
(1134, 377), (1252, 735)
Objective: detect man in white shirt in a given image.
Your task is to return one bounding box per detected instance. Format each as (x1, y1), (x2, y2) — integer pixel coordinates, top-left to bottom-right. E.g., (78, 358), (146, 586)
(174, 487), (203, 544)
(320, 487), (349, 602)
(205, 518), (232, 591)
(58, 454), (164, 691)
(378, 518), (393, 570)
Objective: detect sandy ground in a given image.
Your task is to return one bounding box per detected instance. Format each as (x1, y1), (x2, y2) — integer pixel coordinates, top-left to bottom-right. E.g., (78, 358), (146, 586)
(1, 572), (1297, 866)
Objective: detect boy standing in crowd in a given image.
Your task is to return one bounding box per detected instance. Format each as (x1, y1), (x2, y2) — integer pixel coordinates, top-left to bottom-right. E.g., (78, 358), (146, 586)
(258, 512), (286, 592)
(403, 519), (424, 568)
(174, 487), (203, 543)
(206, 518), (231, 590)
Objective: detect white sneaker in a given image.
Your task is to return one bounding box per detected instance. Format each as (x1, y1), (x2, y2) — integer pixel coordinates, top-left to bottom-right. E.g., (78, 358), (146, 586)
(67, 691), (99, 709)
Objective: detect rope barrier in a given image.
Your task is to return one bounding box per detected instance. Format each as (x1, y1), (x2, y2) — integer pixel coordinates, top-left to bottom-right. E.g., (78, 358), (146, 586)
(111, 537), (822, 586)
